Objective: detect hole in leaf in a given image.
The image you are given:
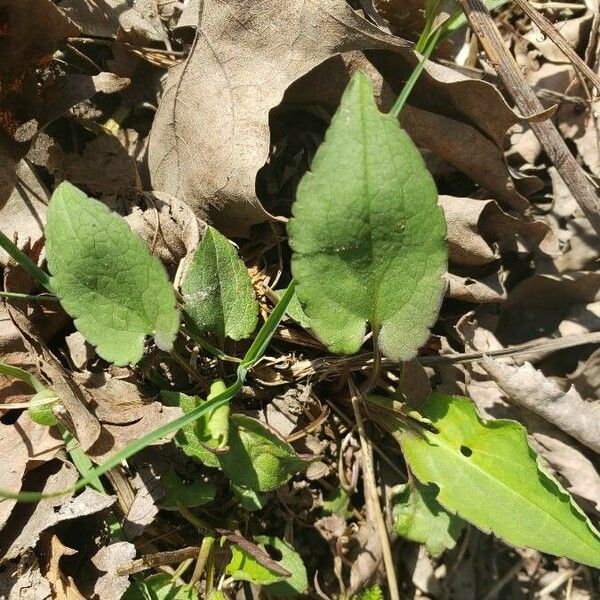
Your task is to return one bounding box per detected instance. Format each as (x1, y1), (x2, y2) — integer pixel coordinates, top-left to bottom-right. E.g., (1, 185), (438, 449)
(460, 445), (473, 457)
(263, 544), (283, 562)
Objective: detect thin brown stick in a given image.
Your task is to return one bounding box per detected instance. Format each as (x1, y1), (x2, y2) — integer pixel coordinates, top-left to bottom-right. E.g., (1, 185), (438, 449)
(349, 380), (400, 600)
(458, 0), (600, 235)
(512, 0), (600, 94)
(117, 546), (201, 576)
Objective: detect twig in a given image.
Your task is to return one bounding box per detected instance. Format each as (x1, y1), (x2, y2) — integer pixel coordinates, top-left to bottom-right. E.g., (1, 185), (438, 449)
(117, 547), (201, 576)
(458, 0), (600, 235)
(512, 0), (600, 94)
(349, 381), (400, 600)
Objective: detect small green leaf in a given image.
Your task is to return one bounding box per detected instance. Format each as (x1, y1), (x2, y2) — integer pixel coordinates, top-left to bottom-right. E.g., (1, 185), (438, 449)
(218, 415), (312, 492)
(288, 72), (446, 361)
(391, 394), (600, 567)
(254, 536), (308, 597)
(206, 592), (227, 600)
(354, 585), (384, 600)
(123, 574), (198, 600)
(45, 182), (179, 366)
(161, 380), (230, 468)
(161, 468), (216, 508)
(182, 226), (258, 342)
(392, 481), (463, 556)
(322, 486), (352, 518)
(28, 390), (59, 426)
(232, 483), (269, 512)
(225, 543), (288, 585)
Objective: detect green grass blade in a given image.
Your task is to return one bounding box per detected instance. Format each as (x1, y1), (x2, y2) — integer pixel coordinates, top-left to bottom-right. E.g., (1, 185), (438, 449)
(241, 281), (296, 369)
(0, 362), (46, 393)
(0, 230), (52, 292)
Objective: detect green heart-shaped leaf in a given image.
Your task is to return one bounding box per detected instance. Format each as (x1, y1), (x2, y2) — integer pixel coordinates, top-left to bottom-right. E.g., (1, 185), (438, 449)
(288, 71), (447, 361)
(45, 182), (179, 366)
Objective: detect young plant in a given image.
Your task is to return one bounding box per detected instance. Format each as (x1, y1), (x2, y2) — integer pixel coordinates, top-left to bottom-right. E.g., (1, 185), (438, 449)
(287, 70), (600, 570)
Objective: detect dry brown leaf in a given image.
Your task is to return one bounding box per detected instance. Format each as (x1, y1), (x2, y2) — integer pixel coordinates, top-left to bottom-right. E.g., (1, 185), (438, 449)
(58, 0), (127, 37)
(481, 356), (600, 454)
(148, 0), (412, 236)
(0, 160), (49, 266)
(0, 461), (78, 562)
(497, 272), (600, 344)
(123, 465), (165, 539)
(0, 553), (52, 600)
(440, 195), (554, 267)
(125, 191), (204, 277)
(7, 304), (102, 451)
(445, 272), (507, 304)
(402, 107), (529, 211)
(88, 403), (183, 462)
(91, 541), (136, 600)
(46, 535), (86, 600)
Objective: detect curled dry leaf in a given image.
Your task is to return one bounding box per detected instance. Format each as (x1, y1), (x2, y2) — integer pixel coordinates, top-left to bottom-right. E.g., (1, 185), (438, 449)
(148, 0), (414, 236)
(0, 160), (49, 266)
(481, 357), (600, 455)
(445, 272), (507, 304)
(46, 535), (85, 600)
(125, 191), (204, 278)
(92, 541), (137, 600)
(439, 195), (554, 267)
(88, 402), (183, 462)
(0, 461), (78, 562)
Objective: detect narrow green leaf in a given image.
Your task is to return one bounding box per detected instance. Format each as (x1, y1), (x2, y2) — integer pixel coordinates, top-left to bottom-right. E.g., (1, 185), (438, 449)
(276, 288), (312, 330)
(45, 182), (180, 366)
(389, 394), (600, 567)
(288, 72), (446, 361)
(0, 362), (46, 393)
(255, 536), (308, 597)
(218, 415), (312, 492)
(392, 481), (463, 556)
(242, 281), (296, 370)
(182, 225), (258, 342)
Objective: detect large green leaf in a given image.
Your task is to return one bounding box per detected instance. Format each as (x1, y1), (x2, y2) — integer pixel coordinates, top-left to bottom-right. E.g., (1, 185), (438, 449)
(182, 225), (258, 342)
(381, 394), (600, 567)
(288, 71), (446, 361)
(45, 182), (179, 366)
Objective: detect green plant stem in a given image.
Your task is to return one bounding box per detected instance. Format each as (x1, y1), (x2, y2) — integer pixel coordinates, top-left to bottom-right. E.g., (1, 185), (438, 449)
(0, 282), (296, 503)
(0, 231), (52, 292)
(388, 27), (443, 119)
(0, 291), (59, 302)
(189, 535), (215, 586)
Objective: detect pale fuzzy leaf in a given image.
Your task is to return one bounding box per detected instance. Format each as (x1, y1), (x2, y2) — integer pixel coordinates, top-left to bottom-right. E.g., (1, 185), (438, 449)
(481, 357), (600, 455)
(289, 72), (446, 361)
(182, 226), (258, 341)
(45, 181), (180, 366)
(394, 394), (600, 567)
